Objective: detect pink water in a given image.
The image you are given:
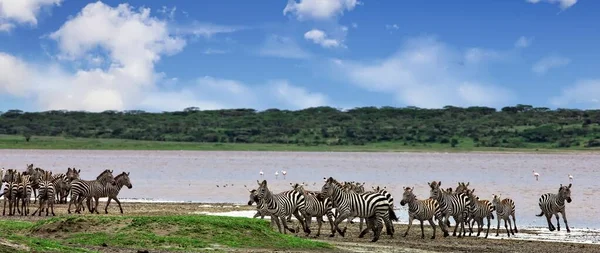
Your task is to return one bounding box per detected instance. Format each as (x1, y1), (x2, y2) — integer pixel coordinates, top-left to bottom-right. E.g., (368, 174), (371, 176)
(1, 149), (597, 229)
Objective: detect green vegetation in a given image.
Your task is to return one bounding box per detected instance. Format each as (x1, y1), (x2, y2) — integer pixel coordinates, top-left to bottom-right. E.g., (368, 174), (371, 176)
(1, 104), (600, 151)
(0, 215), (331, 252)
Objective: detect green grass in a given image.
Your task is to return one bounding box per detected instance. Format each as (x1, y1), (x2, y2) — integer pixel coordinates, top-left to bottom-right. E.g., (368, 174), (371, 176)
(0, 215), (331, 252)
(0, 134), (598, 153)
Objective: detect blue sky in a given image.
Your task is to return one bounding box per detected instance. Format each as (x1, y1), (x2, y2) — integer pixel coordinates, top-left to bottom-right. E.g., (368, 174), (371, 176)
(0, 0), (598, 112)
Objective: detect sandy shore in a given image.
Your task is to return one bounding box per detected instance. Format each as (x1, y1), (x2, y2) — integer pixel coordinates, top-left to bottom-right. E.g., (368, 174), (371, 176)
(1, 201), (598, 253)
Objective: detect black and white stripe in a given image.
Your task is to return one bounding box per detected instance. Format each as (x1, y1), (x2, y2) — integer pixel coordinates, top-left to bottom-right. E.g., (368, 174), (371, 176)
(86, 172), (132, 214)
(536, 183), (571, 233)
(254, 180), (308, 234)
(321, 177), (396, 242)
(465, 189), (495, 238)
(293, 183), (335, 237)
(400, 187), (449, 239)
(429, 181), (471, 238)
(32, 171), (56, 216)
(492, 194), (518, 236)
(67, 169), (116, 214)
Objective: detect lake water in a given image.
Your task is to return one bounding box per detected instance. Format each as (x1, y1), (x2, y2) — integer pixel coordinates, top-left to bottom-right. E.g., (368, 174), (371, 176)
(1, 149), (598, 230)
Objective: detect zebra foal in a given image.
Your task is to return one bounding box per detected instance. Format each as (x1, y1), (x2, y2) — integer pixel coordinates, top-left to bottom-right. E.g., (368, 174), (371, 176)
(400, 186), (449, 239)
(492, 194), (518, 236)
(292, 183), (335, 238)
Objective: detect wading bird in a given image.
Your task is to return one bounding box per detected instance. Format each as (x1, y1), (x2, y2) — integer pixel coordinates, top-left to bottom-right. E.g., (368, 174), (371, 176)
(533, 170), (540, 181)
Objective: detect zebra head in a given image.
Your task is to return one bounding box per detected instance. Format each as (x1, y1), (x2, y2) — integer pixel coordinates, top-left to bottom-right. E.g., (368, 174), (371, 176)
(428, 181), (443, 200)
(247, 189), (259, 206)
(321, 177), (339, 198)
(2, 169), (14, 183)
(67, 167), (81, 181)
(255, 180), (271, 202)
(491, 194), (501, 207)
(559, 183), (572, 203)
(97, 169), (116, 186)
(400, 187), (416, 206)
(455, 182), (470, 194)
(115, 172), (132, 189)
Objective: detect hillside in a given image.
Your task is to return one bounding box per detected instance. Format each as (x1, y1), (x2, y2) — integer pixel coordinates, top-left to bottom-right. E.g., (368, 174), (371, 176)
(2, 104), (600, 149)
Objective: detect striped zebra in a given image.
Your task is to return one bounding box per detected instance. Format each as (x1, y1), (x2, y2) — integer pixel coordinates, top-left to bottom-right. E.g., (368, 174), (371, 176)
(52, 167), (81, 204)
(23, 164), (42, 204)
(400, 186), (449, 239)
(492, 194), (518, 236)
(367, 185), (397, 234)
(1, 169), (19, 216)
(465, 189), (495, 238)
(428, 180), (471, 238)
(16, 173), (33, 216)
(321, 177), (397, 242)
(247, 186), (294, 222)
(67, 169), (116, 214)
(86, 172), (132, 214)
(292, 183), (335, 237)
(536, 183), (571, 233)
(254, 180), (308, 234)
(32, 171), (56, 216)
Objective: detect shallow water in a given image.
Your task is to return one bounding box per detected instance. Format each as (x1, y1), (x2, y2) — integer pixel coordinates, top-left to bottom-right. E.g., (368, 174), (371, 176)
(1, 149), (598, 231)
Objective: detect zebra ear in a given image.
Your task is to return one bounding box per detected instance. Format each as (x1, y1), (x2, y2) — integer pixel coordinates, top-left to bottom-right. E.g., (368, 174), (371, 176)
(466, 182), (470, 187)
(568, 183), (572, 188)
(127, 172), (130, 176)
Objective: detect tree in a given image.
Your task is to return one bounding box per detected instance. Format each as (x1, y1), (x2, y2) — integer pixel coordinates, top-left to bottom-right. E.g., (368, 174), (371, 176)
(450, 138), (458, 148)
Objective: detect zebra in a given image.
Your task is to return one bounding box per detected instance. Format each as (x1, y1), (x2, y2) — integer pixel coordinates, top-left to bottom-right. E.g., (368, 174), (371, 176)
(465, 189), (495, 238)
(23, 164), (42, 204)
(67, 169), (116, 214)
(536, 183), (571, 233)
(87, 172), (133, 214)
(400, 186), (449, 239)
(246, 185), (294, 222)
(428, 180), (471, 238)
(52, 167), (81, 204)
(492, 194), (518, 236)
(292, 183), (335, 238)
(321, 177), (397, 242)
(254, 180), (308, 234)
(367, 185), (397, 234)
(16, 173), (33, 216)
(32, 170), (56, 216)
(1, 169), (19, 216)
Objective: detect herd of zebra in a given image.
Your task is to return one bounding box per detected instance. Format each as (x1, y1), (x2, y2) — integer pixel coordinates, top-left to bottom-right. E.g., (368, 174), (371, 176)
(0, 164), (133, 216)
(246, 177), (574, 242)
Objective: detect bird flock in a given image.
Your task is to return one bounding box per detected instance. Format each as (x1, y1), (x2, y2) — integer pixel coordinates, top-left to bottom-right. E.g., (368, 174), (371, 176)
(246, 172), (575, 243)
(1, 164), (132, 216)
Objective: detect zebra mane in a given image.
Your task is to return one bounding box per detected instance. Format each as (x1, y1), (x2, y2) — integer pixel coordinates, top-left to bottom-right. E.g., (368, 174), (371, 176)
(114, 172), (130, 181)
(97, 169), (113, 179)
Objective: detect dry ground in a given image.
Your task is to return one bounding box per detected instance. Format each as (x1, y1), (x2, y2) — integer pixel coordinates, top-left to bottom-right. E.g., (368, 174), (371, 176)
(1, 202), (598, 253)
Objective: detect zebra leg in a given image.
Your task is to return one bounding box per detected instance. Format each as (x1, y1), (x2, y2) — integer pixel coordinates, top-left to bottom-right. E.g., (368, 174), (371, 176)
(428, 219), (436, 239)
(420, 219), (426, 239)
(359, 218), (364, 232)
(507, 217), (514, 235)
(403, 216), (414, 237)
(383, 216), (394, 237)
(326, 210), (335, 237)
(93, 196), (101, 214)
(50, 197), (55, 216)
(485, 216), (490, 238)
(334, 211), (351, 237)
(293, 209), (309, 234)
(359, 216), (373, 239)
(495, 216), (501, 236)
(372, 216), (383, 242)
(504, 219), (510, 237)
(279, 216), (296, 234)
(560, 211), (570, 233)
(105, 197), (112, 214)
(452, 216), (459, 237)
(116, 198), (125, 214)
(314, 216), (323, 238)
(458, 216), (466, 238)
(253, 210), (262, 219)
(511, 213), (518, 233)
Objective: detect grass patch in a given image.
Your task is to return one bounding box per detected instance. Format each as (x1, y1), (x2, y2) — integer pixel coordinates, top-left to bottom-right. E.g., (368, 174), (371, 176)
(1, 134), (598, 153)
(0, 215), (331, 252)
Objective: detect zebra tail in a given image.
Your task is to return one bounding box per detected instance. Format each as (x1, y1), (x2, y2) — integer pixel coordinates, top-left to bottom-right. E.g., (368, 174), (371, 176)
(388, 206), (399, 222)
(535, 211), (544, 217)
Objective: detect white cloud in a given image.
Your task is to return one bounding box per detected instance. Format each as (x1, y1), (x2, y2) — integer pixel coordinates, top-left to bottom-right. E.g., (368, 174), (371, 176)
(550, 79), (600, 108)
(270, 80), (329, 109)
(532, 56), (570, 75)
(0, 0), (62, 32)
(385, 24), (399, 31)
(259, 35), (311, 59)
(331, 36), (514, 108)
(463, 48), (504, 64)
(304, 29), (341, 48)
(514, 36), (533, 48)
(351, 22), (358, 28)
(526, 0), (577, 10)
(283, 0), (360, 20)
(202, 48), (228, 55)
(171, 21), (243, 38)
